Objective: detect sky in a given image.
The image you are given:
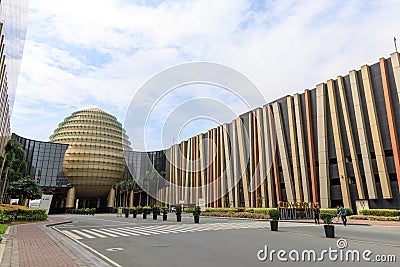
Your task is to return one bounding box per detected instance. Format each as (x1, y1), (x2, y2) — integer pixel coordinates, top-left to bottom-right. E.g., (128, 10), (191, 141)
(10, 0), (400, 151)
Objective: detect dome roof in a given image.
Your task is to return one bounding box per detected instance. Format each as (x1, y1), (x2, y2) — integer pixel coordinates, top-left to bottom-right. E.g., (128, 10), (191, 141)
(50, 108), (131, 198)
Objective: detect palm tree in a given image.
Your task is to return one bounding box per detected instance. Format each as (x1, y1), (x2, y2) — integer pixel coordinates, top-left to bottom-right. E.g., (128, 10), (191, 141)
(157, 171), (166, 205)
(141, 170), (159, 206)
(113, 181), (122, 208)
(125, 179), (138, 207)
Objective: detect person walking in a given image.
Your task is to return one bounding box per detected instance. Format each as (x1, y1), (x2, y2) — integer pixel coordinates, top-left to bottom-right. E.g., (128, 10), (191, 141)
(340, 206), (347, 226)
(313, 203), (320, 225)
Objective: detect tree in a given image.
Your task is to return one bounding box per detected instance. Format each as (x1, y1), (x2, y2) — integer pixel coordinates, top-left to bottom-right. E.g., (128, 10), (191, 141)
(141, 170), (159, 206)
(8, 176), (42, 205)
(0, 139), (27, 204)
(113, 179), (139, 208)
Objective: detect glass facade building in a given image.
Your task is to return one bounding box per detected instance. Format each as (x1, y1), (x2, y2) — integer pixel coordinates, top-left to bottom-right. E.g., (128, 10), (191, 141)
(0, 0), (29, 156)
(12, 133), (69, 188)
(12, 133), (70, 213)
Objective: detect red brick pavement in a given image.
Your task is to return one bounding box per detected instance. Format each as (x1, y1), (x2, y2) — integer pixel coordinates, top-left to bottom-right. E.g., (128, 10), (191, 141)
(17, 223), (78, 267)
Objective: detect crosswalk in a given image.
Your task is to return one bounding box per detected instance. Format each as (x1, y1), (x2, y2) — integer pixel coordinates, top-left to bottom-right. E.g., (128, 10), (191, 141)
(60, 221), (271, 240)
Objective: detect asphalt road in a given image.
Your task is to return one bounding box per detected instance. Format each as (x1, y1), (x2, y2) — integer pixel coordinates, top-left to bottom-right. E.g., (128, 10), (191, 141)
(49, 214), (400, 267)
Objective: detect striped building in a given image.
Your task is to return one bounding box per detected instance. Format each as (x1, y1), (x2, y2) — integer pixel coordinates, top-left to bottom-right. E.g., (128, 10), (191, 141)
(13, 53), (400, 213)
(157, 53), (400, 211)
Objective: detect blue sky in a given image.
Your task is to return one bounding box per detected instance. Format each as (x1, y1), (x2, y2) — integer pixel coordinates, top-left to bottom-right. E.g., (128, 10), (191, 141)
(11, 0), (400, 150)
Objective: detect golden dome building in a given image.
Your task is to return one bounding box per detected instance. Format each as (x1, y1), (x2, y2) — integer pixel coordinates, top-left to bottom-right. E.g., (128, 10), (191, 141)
(50, 108), (131, 209)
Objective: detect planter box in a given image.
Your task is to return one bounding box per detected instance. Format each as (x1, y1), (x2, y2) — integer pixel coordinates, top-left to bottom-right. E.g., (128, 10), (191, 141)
(163, 214), (167, 221)
(153, 213), (158, 220)
(270, 220), (278, 231)
(143, 213), (147, 219)
(194, 215), (200, 223)
(324, 225), (335, 238)
(176, 214), (182, 222)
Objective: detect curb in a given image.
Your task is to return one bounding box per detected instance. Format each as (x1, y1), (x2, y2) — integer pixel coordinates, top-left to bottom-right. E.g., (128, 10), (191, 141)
(279, 220), (372, 226)
(45, 221), (73, 227)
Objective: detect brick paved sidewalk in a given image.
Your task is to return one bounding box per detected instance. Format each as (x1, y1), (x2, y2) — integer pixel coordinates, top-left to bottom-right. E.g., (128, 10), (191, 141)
(0, 221), (109, 267)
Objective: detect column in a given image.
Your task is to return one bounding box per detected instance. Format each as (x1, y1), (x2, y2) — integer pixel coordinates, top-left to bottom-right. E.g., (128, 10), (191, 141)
(361, 65), (392, 199)
(106, 187), (115, 208)
(349, 70), (377, 199)
(66, 186), (76, 209)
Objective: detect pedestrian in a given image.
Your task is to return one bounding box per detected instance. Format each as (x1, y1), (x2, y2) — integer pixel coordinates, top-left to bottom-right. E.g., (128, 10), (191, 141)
(313, 203), (320, 225)
(340, 206), (347, 226)
(336, 205), (341, 222)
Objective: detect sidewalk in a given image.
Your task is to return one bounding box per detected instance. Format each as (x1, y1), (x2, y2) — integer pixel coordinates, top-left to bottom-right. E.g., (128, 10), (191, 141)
(0, 218), (109, 267)
(280, 218), (400, 226)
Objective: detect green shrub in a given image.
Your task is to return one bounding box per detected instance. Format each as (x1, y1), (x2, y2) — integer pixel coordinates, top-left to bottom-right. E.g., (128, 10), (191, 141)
(319, 209), (337, 217)
(152, 205), (160, 215)
(193, 206), (201, 216)
(175, 205), (182, 214)
(184, 207), (195, 213)
(0, 207), (47, 222)
(161, 207), (168, 215)
(268, 209), (280, 220)
(130, 207), (138, 214)
(0, 211), (10, 224)
(320, 213), (334, 225)
(358, 209), (400, 217)
(143, 206), (152, 214)
(201, 211), (269, 219)
(320, 208), (353, 216)
(205, 208), (238, 213)
(245, 208), (277, 214)
(0, 224), (8, 234)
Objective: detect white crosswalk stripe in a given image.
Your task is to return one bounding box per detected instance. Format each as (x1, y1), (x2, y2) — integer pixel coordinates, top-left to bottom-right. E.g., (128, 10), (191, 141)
(62, 230), (83, 240)
(60, 221), (269, 240)
(71, 230), (96, 239)
(81, 229), (107, 238)
(100, 228), (130, 237)
(89, 228), (119, 237)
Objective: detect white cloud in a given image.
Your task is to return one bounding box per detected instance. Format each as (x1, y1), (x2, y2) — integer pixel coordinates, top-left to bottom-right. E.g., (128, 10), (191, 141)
(11, 0), (400, 149)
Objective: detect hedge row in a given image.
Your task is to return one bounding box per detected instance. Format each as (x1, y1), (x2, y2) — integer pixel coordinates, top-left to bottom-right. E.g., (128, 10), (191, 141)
(319, 208), (353, 216)
(204, 208), (238, 213)
(201, 211), (270, 219)
(198, 208), (278, 214)
(202, 207), (354, 215)
(358, 209), (400, 217)
(0, 205), (47, 223)
(244, 208), (277, 214)
(186, 207), (357, 216)
(350, 215), (400, 221)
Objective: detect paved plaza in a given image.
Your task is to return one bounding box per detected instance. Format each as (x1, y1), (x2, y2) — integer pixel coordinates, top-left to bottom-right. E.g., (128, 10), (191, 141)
(0, 214), (399, 266)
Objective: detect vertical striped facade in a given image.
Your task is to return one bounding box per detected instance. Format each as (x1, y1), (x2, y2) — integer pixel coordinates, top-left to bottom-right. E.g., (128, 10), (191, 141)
(160, 54), (400, 210)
